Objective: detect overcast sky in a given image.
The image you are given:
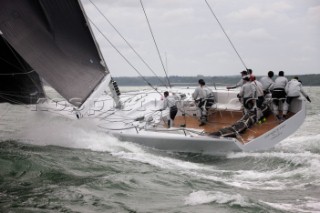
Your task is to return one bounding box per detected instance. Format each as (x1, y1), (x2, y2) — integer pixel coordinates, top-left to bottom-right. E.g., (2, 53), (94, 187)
(82, 0), (320, 77)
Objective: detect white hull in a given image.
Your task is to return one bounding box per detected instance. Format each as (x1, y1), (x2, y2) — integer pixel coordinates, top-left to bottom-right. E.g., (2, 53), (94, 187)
(110, 100), (305, 154)
(97, 87), (307, 154)
(31, 87), (307, 155)
(113, 132), (242, 155)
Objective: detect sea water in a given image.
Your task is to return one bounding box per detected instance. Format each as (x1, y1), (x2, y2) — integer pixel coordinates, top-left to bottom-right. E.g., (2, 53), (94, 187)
(0, 87), (319, 213)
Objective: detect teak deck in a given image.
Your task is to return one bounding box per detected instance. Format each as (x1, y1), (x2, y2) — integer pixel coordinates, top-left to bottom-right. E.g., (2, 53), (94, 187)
(166, 110), (291, 143)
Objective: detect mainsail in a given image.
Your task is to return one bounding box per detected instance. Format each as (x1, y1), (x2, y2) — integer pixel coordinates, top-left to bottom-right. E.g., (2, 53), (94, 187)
(0, 0), (108, 107)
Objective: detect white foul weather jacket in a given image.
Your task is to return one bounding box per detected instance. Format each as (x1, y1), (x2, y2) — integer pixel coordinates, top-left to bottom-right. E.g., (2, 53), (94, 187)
(285, 79), (308, 98)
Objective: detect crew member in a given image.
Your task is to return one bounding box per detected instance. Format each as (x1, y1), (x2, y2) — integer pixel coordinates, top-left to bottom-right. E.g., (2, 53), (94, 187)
(162, 91), (178, 128)
(226, 70), (248, 89)
(283, 76), (311, 119)
(260, 71), (274, 95)
(193, 79), (215, 126)
(238, 76), (256, 114)
(247, 69), (255, 81)
(251, 76), (264, 120)
(271, 71), (288, 120)
(251, 76), (264, 108)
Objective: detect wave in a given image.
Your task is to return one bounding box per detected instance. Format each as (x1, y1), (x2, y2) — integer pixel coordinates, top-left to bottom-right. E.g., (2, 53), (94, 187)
(9, 116), (318, 192)
(2, 105), (319, 193)
(260, 197), (320, 213)
(16, 117), (140, 153)
(184, 190), (252, 207)
(14, 116), (218, 173)
(224, 151), (320, 189)
(277, 134), (320, 153)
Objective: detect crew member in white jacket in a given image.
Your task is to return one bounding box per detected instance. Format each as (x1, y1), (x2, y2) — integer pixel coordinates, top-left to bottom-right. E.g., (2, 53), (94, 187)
(251, 76), (264, 108)
(193, 79), (215, 126)
(238, 76), (256, 114)
(260, 71), (274, 95)
(271, 71), (288, 119)
(251, 76), (264, 120)
(283, 77), (311, 118)
(162, 91), (179, 128)
(226, 70), (247, 89)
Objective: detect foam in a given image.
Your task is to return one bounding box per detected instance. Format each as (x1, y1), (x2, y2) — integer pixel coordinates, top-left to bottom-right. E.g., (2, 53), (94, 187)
(224, 150), (320, 189)
(260, 199), (320, 213)
(228, 151), (320, 169)
(227, 150), (320, 174)
(185, 190), (252, 207)
(226, 151), (320, 173)
(277, 134), (320, 153)
(189, 171), (287, 190)
(112, 151), (208, 171)
(18, 116), (141, 154)
(17, 114), (216, 173)
(184, 157), (320, 190)
(4, 99), (319, 193)
(18, 116), (319, 191)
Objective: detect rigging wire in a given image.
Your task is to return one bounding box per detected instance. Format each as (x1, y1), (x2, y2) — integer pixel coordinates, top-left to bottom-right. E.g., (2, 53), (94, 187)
(204, 0), (248, 70)
(87, 18), (162, 95)
(139, 0), (172, 88)
(87, 0), (167, 88)
(2, 38), (37, 78)
(0, 56), (34, 73)
(1, 38), (44, 100)
(0, 93), (33, 106)
(0, 69), (35, 76)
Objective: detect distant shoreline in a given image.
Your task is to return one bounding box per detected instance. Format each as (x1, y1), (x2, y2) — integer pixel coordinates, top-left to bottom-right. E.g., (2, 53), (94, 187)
(114, 74), (320, 86)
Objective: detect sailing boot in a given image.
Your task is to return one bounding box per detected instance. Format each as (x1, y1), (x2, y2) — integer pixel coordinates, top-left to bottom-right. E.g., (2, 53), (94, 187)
(199, 114), (207, 126)
(170, 119), (174, 127)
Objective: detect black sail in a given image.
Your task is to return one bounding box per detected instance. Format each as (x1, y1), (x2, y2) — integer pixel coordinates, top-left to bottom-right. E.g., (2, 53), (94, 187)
(0, 0), (108, 107)
(0, 36), (45, 104)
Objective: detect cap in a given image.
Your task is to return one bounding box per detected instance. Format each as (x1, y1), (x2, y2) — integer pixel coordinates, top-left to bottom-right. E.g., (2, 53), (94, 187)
(198, 79), (205, 85)
(240, 70), (247, 75)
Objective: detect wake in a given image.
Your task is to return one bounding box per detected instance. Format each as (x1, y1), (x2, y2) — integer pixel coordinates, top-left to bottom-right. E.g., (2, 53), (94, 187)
(3, 108), (319, 192)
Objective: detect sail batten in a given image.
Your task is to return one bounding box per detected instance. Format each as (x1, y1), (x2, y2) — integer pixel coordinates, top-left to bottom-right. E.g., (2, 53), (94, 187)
(0, 0), (108, 107)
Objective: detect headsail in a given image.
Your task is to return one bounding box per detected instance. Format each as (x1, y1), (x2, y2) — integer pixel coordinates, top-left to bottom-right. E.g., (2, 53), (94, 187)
(0, 0), (108, 107)
(0, 35), (45, 104)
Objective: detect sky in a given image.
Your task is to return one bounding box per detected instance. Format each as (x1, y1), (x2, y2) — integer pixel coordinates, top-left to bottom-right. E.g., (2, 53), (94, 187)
(82, 0), (320, 77)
